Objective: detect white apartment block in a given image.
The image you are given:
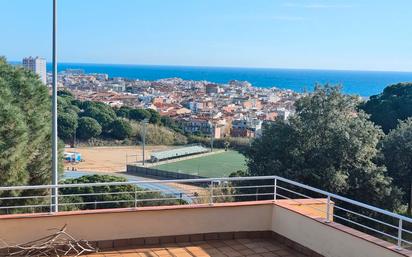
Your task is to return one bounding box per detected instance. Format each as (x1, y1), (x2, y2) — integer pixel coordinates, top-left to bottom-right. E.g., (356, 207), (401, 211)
(22, 56), (47, 85)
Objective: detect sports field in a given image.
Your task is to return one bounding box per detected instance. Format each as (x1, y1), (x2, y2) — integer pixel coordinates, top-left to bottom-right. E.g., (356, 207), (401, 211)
(155, 150), (247, 177)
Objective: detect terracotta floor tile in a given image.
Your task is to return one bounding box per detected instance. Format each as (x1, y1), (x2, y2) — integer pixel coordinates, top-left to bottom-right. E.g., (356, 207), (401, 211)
(121, 253), (141, 257)
(186, 247), (209, 256)
(223, 251), (243, 257)
(173, 252), (192, 257)
(202, 253), (226, 257)
(202, 248), (221, 255)
(253, 247), (270, 254)
(96, 238), (303, 257)
(272, 249), (295, 257)
(117, 249), (139, 254)
(85, 253), (106, 257)
(222, 240), (239, 246)
(153, 249), (170, 255)
(208, 241), (227, 248)
(244, 242), (264, 249)
(264, 244), (283, 251)
(238, 248), (255, 255)
(229, 244), (248, 251)
(236, 239), (253, 244)
(261, 253), (280, 257)
(216, 246), (233, 253)
(137, 253), (157, 257)
(162, 243), (180, 248)
(194, 243), (214, 249)
(104, 252), (121, 257)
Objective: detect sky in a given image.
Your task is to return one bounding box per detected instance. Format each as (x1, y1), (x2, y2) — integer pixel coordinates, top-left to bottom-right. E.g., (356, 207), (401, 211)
(1, 0), (412, 71)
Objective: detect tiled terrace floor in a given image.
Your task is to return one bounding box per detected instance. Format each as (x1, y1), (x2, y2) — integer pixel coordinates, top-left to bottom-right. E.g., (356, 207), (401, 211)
(85, 238), (306, 257)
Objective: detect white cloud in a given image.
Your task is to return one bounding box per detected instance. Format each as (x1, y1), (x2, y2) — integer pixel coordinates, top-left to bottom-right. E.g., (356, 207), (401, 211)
(271, 15), (306, 21)
(284, 2), (355, 9)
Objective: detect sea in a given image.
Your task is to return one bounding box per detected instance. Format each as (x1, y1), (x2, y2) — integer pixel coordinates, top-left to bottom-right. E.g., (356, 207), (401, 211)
(44, 63), (412, 97)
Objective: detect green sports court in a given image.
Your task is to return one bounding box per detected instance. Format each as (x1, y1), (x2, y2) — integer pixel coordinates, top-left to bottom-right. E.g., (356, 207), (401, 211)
(154, 150), (247, 177)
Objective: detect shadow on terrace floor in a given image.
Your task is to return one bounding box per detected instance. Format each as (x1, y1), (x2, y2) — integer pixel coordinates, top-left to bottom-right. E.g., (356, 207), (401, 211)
(82, 238), (306, 257)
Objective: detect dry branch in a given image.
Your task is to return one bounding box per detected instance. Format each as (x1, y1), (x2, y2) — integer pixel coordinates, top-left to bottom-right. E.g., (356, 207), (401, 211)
(0, 225), (97, 257)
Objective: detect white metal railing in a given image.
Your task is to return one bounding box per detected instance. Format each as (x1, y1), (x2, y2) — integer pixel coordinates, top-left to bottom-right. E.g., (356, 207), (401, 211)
(0, 175), (412, 250)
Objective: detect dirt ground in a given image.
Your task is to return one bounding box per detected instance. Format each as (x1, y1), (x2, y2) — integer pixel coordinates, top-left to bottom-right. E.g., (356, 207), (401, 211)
(64, 145), (172, 172)
(64, 145), (210, 200)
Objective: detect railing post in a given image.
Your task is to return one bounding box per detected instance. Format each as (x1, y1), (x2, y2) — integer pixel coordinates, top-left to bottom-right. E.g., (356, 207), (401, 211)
(397, 219), (403, 250)
(50, 193), (53, 213)
(50, 186), (59, 213)
(209, 181), (214, 205)
(326, 195), (331, 223)
(134, 186), (137, 208)
(274, 178), (277, 201)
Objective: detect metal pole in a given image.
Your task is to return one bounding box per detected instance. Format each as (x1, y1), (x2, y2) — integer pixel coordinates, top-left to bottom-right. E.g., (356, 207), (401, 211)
(326, 195), (331, 223)
(209, 181), (214, 205)
(134, 187), (137, 208)
(397, 219), (403, 250)
(51, 0), (59, 213)
(210, 123), (214, 152)
(274, 178), (277, 201)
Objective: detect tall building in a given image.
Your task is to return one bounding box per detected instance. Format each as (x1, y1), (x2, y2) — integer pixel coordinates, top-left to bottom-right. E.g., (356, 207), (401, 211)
(22, 56), (47, 85)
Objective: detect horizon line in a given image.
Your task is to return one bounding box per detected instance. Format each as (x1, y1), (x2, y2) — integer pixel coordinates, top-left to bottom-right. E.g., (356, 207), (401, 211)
(9, 60), (412, 74)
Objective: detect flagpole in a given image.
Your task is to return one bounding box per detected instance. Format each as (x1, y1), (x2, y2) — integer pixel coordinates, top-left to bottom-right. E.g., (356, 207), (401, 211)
(51, 0), (59, 213)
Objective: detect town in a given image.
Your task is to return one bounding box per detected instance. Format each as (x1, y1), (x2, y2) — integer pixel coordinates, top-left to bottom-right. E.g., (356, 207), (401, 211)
(51, 68), (301, 139)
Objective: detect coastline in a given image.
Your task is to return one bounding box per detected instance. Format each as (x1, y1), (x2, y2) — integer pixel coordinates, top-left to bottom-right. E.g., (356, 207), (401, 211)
(11, 61), (412, 96)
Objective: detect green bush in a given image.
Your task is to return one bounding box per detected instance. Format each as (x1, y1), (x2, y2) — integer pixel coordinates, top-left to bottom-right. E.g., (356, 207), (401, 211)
(361, 83), (412, 133)
(109, 119), (133, 140)
(188, 136), (250, 151)
(58, 112), (78, 142)
(129, 109), (151, 121)
(0, 58), (58, 187)
(131, 122), (187, 145)
(60, 175), (185, 210)
(57, 90), (188, 145)
(76, 117), (102, 140)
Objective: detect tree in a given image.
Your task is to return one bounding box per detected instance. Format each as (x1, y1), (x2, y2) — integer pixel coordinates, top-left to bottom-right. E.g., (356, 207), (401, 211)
(161, 116), (184, 134)
(91, 102), (117, 119)
(0, 58), (60, 188)
(129, 109), (151, 121)
(361, 83), (412, 133)
(109, 119), (132, 140)
(147, 109), (161, 124)
(76, 117), (102, 140)
(115, 106), (132, 119)
(246, 86), (401, 209)
(57, 112), (78, 143)
(382, 118), (412, 213)
(57, 89), (75, 99)
(132, 122), (187, 145)
(81, 106), (115, 131)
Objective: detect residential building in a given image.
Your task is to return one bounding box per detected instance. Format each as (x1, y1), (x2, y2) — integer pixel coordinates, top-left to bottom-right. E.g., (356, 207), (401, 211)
(231, 118), (263, 138)
(178, 117), (214, 135)
(205, 83), (219, 95)
(22, 56), (47, 85)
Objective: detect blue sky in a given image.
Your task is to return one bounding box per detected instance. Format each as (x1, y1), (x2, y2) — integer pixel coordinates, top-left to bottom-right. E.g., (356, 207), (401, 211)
(1, 0), (412, 71)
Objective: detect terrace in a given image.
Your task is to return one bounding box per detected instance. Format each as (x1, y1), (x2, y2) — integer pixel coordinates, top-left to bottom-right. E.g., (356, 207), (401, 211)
(0, 176), (412, 257)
